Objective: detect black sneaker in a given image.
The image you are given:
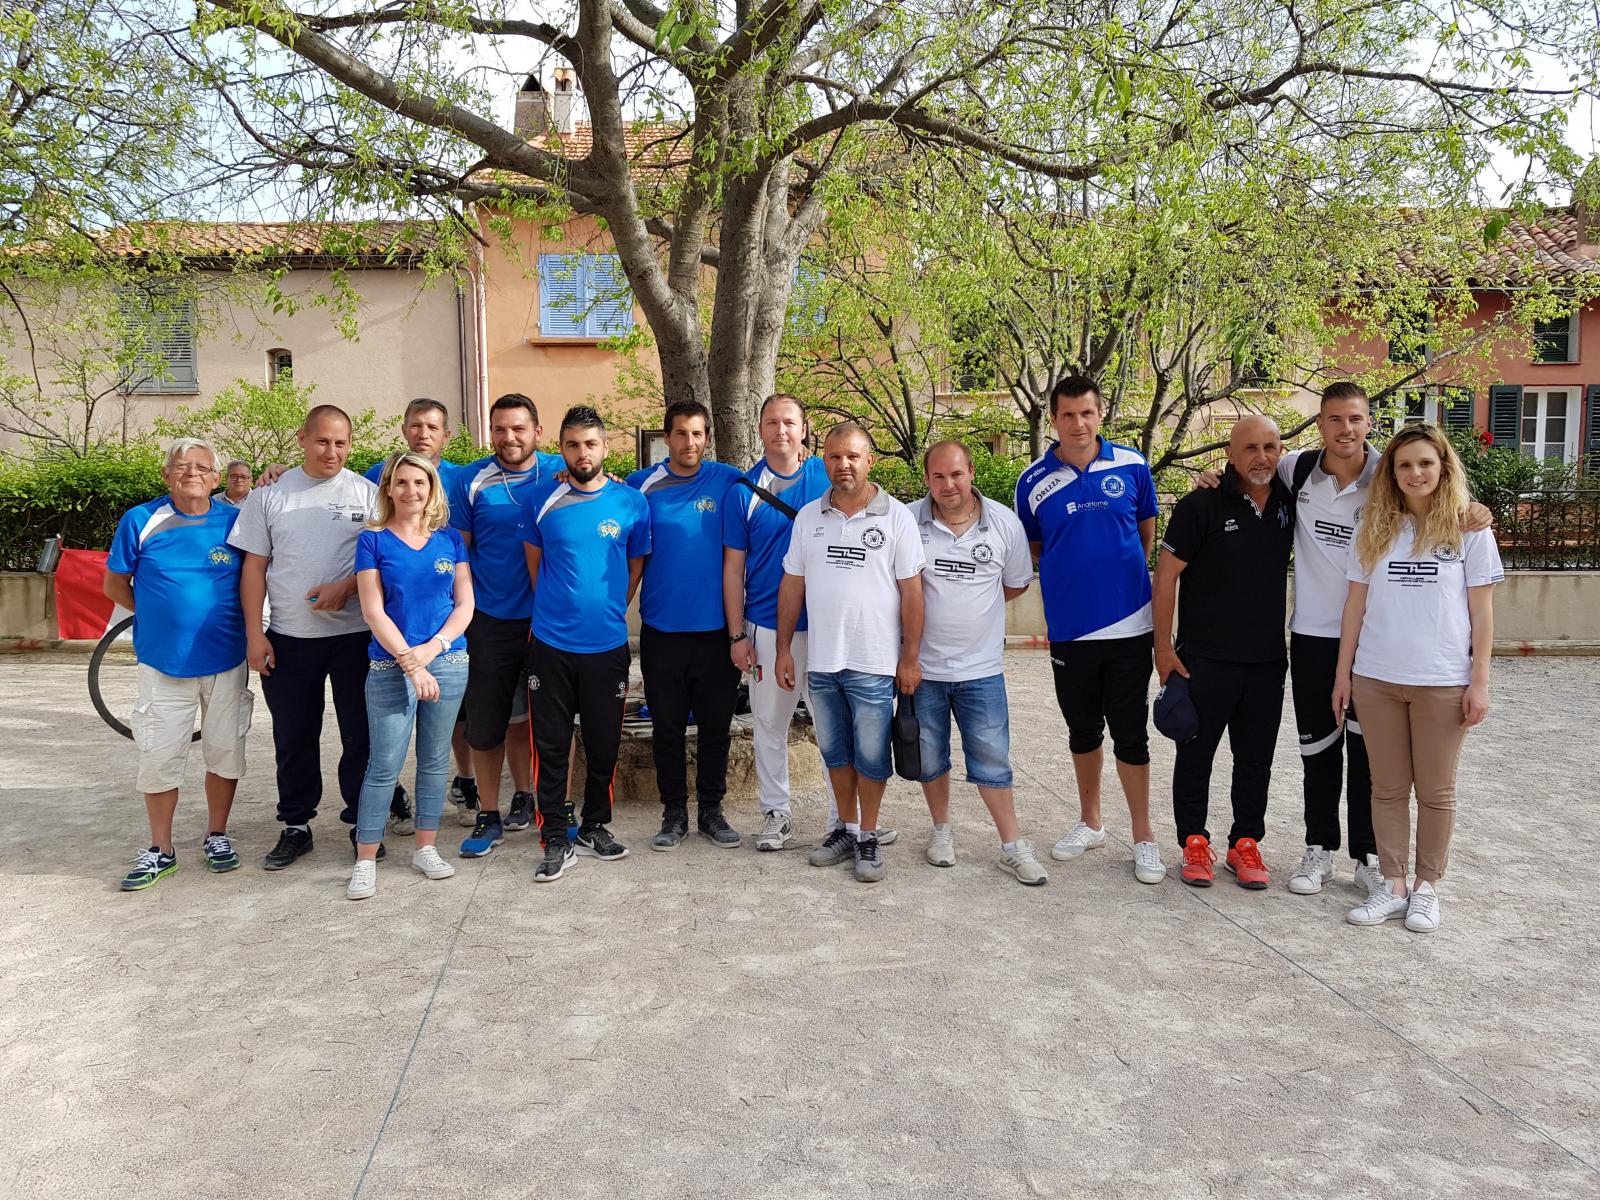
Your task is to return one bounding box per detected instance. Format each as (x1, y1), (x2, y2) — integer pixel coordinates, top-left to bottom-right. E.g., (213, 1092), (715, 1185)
(450, 775), (479, 827)
(534, 837), (576, 883)
(262, 827), (313, 871)
(652, 810), (689, 851)
(504, 790), (535, 832)
(697, 809), (741, 848)
(349, 826), (386, 862)
(575, 825), (629, 861)
(459, 809), (504, 858)
(388, 785), (414, 835)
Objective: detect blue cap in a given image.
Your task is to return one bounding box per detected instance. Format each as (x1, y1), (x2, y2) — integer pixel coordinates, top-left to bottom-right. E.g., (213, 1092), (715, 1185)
(1153, 672), (1200, 743)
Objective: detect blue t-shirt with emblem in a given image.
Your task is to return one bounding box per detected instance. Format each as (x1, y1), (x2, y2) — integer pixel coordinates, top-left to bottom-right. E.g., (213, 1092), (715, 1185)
(721, 456), (830, 631)
(364, 455), (465, 492)
(523, 479), (651, 653)
(626, 459), (741, 633)
(353, 526), (469, 661)
(106, 497), (247, 678)
(446, 452), (565, 621)
(1015, 437), (1159, 642)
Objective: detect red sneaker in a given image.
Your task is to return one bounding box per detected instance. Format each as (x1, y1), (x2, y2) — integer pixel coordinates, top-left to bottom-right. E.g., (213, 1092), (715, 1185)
(1180, 834), (1214, 887)
(1226, 838), (1270, 890)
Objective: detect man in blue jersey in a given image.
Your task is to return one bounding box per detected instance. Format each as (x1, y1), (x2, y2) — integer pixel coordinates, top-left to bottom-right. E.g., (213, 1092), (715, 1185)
(447, 393), (566, 856)
(627, 399), (744, 850)
(104, 439), (251, 890)
(1015, 375), (1165, 886)
(523, 406), (652, 883)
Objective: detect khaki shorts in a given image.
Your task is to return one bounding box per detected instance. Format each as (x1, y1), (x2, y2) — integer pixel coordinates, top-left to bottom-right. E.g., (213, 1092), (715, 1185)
(131, 662), (253, 794)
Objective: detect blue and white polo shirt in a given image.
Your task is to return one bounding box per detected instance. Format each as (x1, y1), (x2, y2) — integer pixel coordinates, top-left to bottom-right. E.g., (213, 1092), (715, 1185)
(626, 459), (741, 633)
(445, 452), (564, 621)
(1015, 437), (1159, 643)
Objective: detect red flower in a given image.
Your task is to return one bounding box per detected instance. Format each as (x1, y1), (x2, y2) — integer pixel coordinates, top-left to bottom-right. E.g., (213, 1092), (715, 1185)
(1480, 429), (1494, 446)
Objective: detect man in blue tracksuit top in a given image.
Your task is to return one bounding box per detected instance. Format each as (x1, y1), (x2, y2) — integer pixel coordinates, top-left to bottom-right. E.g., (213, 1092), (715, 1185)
(524, 405), (652, 884)
(1015, 374), (1166, 887)
(626, 399), (744, 851)
(446, 394), (566, 857)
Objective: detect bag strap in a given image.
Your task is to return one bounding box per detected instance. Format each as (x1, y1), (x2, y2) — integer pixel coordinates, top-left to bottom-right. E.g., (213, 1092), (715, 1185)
(1291, 448), (1320, 494)
(734, 474), (800, 521)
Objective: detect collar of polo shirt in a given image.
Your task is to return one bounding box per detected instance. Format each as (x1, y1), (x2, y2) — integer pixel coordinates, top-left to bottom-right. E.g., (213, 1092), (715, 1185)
(821, 483), (891, 515)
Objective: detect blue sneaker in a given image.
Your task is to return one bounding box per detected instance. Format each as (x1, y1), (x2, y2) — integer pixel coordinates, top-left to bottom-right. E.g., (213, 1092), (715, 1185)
(459, 809), (504, 858)
(121, 846), (177, 891)
(202, 833), (241, 873)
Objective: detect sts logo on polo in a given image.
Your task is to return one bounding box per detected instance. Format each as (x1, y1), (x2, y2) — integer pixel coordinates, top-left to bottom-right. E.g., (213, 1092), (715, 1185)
(862, 526), (886, 550)
(597, 518), (622, 540)
(1100, 474), (1126, 499)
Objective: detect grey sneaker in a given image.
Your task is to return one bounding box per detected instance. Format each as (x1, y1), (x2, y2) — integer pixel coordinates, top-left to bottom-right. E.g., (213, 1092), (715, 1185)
(697, 809), (741, 847)
(504, 790), (534, 832)
(997, 840), (1048, 886)
(652, 811), (688, 851)
(854, 835), (885, 883)
(876, 827), (899, 847)
(925, 825), (956, 867)
(755, 810), (793, 851)
(808, 826), (856, 867)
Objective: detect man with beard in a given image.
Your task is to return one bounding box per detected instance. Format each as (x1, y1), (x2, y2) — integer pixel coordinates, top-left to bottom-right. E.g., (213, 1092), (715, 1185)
(523, 406), (652, 883)
(1153, 415), (1294, 890)
(446, 393), (565, 856)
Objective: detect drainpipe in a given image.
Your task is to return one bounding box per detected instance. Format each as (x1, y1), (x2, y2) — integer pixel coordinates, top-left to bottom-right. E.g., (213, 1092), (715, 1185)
(455, 280), (470, 434)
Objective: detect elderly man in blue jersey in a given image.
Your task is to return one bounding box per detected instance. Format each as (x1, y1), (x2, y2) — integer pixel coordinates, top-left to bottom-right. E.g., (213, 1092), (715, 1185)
(523, 406), (652, 883)
(627, 399), (745, 850)
(447, 393), (566, 857)
(104, 438), (250, 890)
(1015, 374), (1166, 885)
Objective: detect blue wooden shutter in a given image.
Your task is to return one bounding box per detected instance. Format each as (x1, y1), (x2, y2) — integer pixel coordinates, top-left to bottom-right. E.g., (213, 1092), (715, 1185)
(1586, 384), (1600, 479)
(584, 254), (634, 337)
(538, 254), (587, 337)
(1439, 388), (1475, 429)
(1488, 383), (1522, 453)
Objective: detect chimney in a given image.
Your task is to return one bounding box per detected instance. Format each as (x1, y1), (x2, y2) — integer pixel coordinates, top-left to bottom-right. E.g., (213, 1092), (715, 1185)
(513, 74), (551, 139)
(552, 67), (577, 134)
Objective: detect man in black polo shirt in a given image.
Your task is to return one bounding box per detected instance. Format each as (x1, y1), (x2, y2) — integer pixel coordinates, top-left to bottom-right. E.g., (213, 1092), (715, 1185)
(1153, 415), (1294, 890)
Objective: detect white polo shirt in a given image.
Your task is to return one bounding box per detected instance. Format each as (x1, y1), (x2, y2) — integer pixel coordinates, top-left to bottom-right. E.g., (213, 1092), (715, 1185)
(782, 485), (925, 675)
(910, 495), (1033, 682)
(1280, 447), (1379, 637)
(1348, 521), (1504, 686)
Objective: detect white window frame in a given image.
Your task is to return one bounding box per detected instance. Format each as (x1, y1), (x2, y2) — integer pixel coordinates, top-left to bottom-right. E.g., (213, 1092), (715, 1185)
(1531, 311), (1579, 365)
(1520, 386), (1580, 462)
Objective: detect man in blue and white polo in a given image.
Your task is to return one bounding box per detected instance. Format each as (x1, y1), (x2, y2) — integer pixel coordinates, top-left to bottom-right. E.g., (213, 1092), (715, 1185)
(1015, 374), (1165, 885)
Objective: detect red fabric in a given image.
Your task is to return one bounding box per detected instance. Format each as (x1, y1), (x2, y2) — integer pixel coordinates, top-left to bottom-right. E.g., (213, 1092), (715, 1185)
(55, 548), (115, 640)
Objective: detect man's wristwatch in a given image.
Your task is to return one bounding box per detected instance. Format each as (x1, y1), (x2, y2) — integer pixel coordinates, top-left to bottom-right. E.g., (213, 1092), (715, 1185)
(729, 632), (749, 645)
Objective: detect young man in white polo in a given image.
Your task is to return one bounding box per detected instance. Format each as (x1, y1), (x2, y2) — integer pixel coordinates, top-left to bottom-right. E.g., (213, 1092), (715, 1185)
(910, 440), (1047, 885)
(774, 423), (925, 883)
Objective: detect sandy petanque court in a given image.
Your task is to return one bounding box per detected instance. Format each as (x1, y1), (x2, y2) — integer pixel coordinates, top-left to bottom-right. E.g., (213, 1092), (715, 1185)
(0, 650), (1595, 1199)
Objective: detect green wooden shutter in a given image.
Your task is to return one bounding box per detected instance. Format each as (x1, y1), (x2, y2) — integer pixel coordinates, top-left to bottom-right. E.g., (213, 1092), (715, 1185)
(1488, 383), (1523, 453)
(1586, 384), (1600, 479)
(1439, 387), (1475, 429)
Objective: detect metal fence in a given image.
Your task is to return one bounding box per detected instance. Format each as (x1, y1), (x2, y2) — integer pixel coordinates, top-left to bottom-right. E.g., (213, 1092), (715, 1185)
(1492, 489), (1600, 571)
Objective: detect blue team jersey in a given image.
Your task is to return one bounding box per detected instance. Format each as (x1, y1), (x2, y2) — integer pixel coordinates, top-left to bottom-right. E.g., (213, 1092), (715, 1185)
(446, 452), (565, 620)
(1015, 437), (1159, 642)
(524, 479), (651, 653)
(364, 455), (464, 492)
(721, 456), (830, 631)
(106, 497), (246, 678)
(626, 459), (741, 633)
(353, 526), (469, 661)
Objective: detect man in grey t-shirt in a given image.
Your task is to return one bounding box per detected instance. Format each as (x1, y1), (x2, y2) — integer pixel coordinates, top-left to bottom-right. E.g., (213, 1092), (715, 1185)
(228, 404), (378, 870)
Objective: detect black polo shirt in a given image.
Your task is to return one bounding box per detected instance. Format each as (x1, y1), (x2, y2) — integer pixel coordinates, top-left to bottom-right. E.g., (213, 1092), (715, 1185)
(1160, 466), (1295, 663)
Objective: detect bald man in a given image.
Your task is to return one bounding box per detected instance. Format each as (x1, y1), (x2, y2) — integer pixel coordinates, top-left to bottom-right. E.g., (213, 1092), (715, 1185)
(1153, 415), (1294, 889)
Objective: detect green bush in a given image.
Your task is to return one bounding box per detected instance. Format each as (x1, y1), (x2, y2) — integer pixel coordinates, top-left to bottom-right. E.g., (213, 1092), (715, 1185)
(0, 445), (166, 571)
(870, 445), (1026, 505)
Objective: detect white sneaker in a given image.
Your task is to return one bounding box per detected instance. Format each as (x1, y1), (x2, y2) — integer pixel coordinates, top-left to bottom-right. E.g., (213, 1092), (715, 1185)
(1288, 846), (1335, 895)
(1353, 853), (1385, 895)
(1050, 821), (1106, 861)
(346, 859), (377, 900)
(1132, 841), (1165, 884)
(1404, 882), (1441, 933)
(755, 810), (793, 852)
(925, 825), (956, 867)
(998, 840), (1048, 886)
(1346, 882), (1408, 926)
(412, 845), (456, 880)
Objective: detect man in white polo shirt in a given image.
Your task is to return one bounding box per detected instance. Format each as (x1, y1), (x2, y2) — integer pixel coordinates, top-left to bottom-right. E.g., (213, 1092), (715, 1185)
(775, 423), (925, 884)
(910, 440), (1047, 886)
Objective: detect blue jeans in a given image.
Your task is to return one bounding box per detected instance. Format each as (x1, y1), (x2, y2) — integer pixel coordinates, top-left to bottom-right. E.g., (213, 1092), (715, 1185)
(355, 653), (470, 844)
(806, 670), (894, 782)
(913, 674), (1014, 789)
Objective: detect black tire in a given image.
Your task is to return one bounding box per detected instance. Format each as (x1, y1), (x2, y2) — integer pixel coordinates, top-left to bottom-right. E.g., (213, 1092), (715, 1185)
(88, 615), (201, 742)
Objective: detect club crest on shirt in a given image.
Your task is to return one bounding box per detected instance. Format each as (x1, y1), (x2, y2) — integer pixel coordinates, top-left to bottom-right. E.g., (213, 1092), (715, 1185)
(528, 674), (541, 692)
(693, 496), (717, 514)
(616, 680), (628, 699)
(208, 546), (234, 566)
(434, 556), (454, 575)
(1100, 474), (1126, 499)
(972, 542), (994, 564)
(597, 518), (622, 540)
(1433, 544), (1462, 562)
(861, 526), (886, 550)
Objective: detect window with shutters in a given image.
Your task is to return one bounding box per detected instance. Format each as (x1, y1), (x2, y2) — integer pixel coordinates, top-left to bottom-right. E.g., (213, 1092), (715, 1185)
(536, 253), (635, 338)
(1520, 387), (1579, 462)
(1392, 386), (1474, 430)
(266, 348), (293, 386)
(1532, 312), (1579, 364)
(120, 291), (198, 394)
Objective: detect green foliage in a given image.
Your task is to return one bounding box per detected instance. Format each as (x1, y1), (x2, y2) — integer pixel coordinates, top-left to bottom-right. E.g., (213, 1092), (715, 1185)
(0, 443), (165, 571)
(868, 445), (1026, 505)
(1443, 424), (1583, 511)
(153, 376), (383, 471)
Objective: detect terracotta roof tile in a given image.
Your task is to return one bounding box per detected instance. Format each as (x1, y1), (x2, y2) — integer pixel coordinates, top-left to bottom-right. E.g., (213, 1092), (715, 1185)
(1391, 208), (1599, 284)
(94, 220), (439, 259)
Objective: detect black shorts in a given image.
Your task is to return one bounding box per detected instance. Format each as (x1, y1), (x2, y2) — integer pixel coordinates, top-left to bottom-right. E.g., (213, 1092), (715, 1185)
(1049, 633), (1153, 766)
(463, 611), (531, 750)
